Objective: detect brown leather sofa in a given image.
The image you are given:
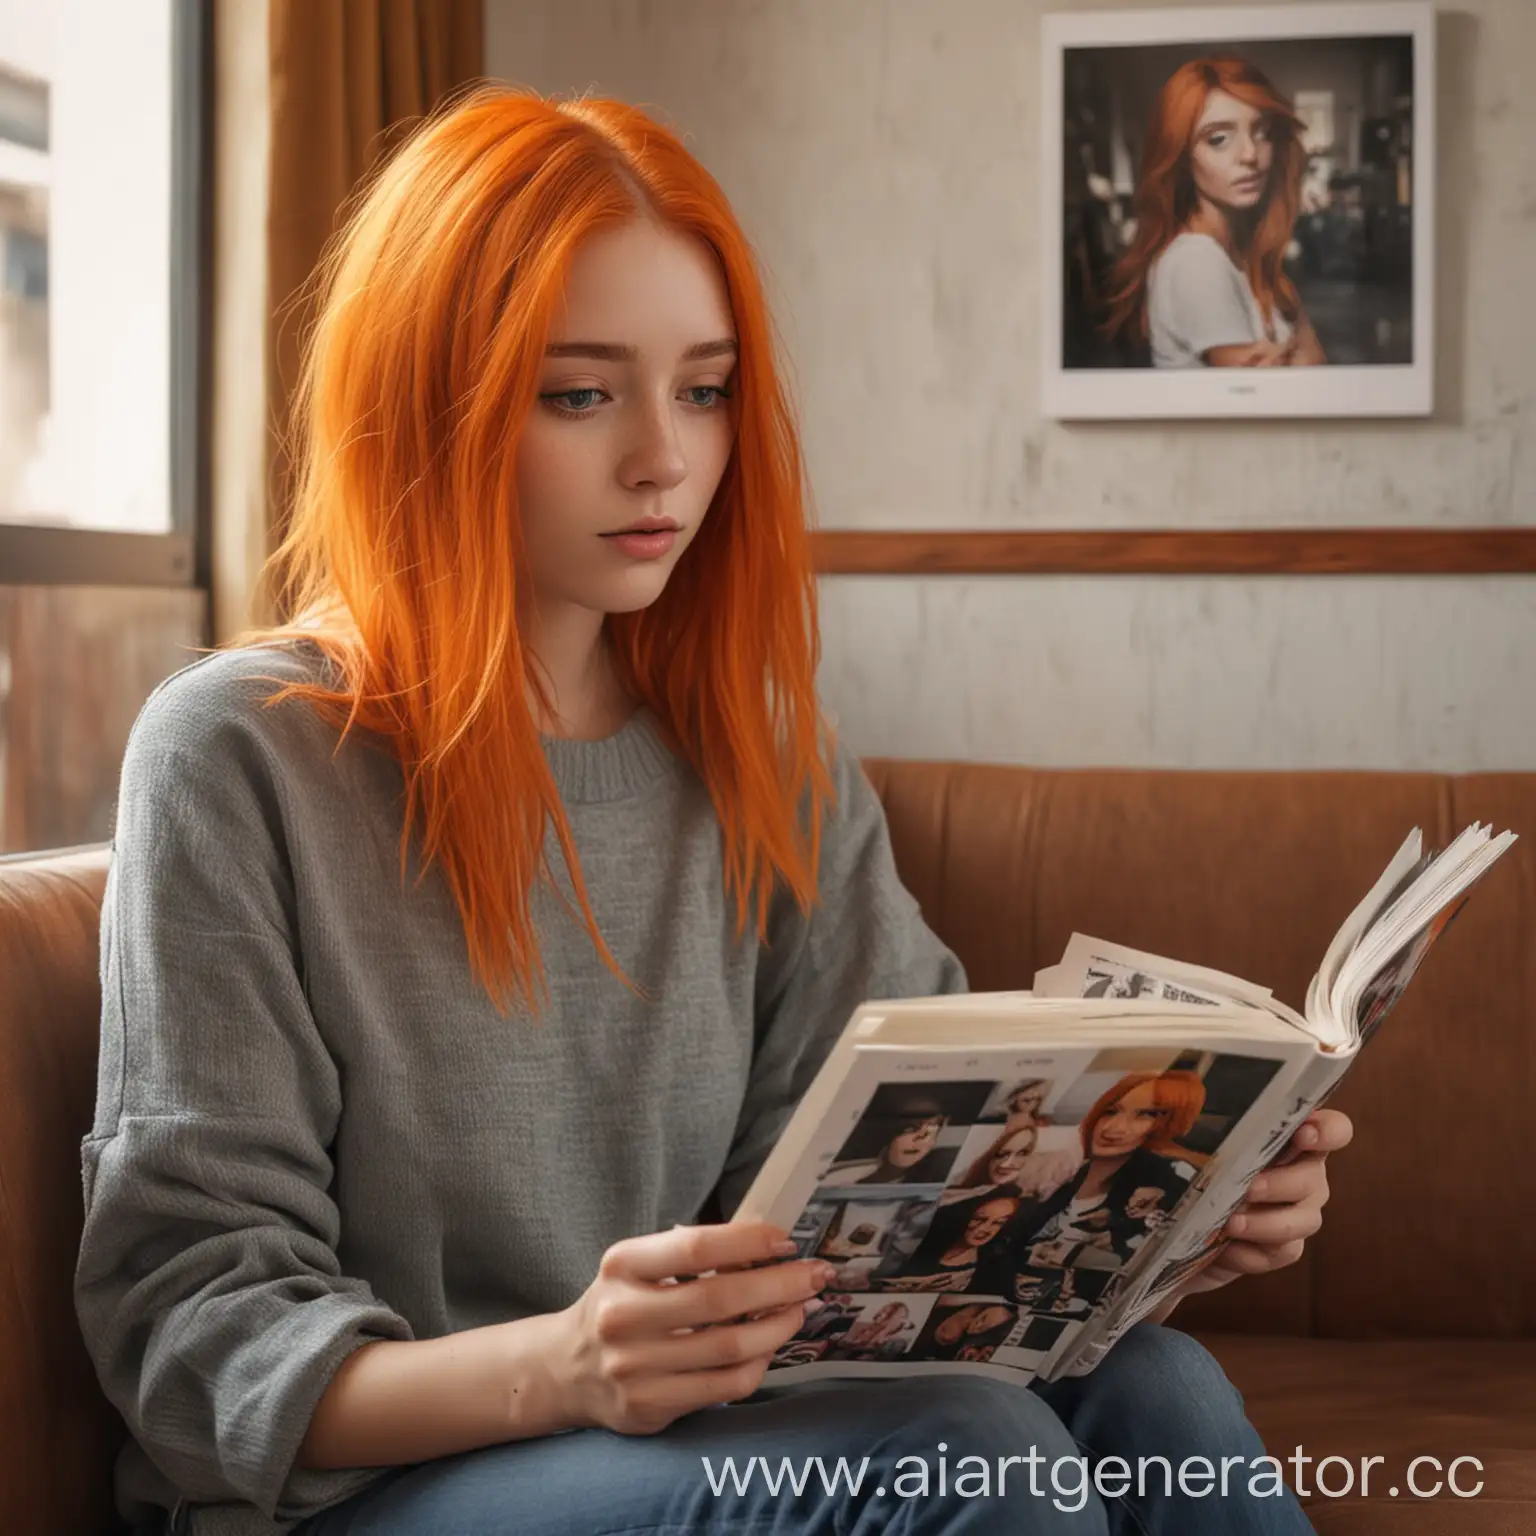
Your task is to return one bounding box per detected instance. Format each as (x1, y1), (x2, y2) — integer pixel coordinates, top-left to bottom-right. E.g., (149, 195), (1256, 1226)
(4, 764), (1534, 1535)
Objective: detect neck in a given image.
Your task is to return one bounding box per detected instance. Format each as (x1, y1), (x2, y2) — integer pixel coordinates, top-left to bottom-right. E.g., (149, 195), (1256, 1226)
(520, 596), (633, 741)
(1079, 1153), (1129, 1198)
(1189, 196), (1241, 258)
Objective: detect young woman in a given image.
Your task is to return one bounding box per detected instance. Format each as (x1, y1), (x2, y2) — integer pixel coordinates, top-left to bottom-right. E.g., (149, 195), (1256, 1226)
(1104, 56), (1327, 369)
(999, 1076), (1053, 1129)
(821, 1091), (954, 1186)
(943, 1303), (1020, 1364)
(879, 1193), (1023, 1294)
(986, 1079), (1086, 1198)
(952, 1123), (1040, 1193)
(951, 1311), (1019, 1363)
(1018, 1072), (1207, 1269)
(74, 86), (1346, 1535)
(940, 1120), (1074, 1206)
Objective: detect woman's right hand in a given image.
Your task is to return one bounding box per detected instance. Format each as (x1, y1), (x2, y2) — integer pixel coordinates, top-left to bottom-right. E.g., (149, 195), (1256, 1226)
(555, 1221), (834, 1436)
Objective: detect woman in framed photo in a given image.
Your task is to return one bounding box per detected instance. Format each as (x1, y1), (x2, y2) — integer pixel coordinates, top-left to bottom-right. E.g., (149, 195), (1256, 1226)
(1105, 55), (1327, 369)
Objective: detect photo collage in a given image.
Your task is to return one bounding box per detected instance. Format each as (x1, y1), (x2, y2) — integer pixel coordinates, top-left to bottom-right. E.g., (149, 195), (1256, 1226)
(769, 1047), (1285, 1376)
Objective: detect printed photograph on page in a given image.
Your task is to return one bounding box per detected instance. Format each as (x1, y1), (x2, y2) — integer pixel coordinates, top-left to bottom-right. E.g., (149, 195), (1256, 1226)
(766, 1042), (1287, 1379)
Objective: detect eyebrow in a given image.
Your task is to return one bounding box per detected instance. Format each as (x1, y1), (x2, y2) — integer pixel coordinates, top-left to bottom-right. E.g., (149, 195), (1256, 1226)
(543, 339), (738, 362)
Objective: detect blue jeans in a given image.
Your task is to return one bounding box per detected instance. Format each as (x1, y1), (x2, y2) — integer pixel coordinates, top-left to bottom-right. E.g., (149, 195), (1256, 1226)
(295, 1325), (1314, 1534)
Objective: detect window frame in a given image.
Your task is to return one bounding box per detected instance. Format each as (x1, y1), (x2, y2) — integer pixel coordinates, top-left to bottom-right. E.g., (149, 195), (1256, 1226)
(0, 0), (211, 590)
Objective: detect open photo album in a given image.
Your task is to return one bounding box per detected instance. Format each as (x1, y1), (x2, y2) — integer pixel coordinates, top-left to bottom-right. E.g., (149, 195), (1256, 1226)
(736, 822), (1516, 1385)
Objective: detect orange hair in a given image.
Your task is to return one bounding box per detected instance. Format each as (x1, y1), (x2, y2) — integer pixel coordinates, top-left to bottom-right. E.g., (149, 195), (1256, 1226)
(962, 1193), (1021, 1230)
(230, 86), (831, 1016)
(956, 1124), (1038, 1189)
(1079, 1071), (1206, 1158)
(1102, 56), (1305, 345)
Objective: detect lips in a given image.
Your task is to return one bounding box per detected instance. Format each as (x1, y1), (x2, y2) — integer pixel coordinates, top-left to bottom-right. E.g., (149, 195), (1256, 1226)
(603, 517), (679, 537)
(601, 525), (679, 561)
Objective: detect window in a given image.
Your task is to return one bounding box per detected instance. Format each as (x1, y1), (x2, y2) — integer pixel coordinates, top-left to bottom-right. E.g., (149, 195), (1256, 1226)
(0, 0), (208, 853)
(1293, 89), (1337, 156)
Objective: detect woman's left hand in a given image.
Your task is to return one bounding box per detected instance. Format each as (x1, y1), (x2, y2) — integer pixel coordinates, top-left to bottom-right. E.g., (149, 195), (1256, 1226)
(1179, 1109), (1353, 1295)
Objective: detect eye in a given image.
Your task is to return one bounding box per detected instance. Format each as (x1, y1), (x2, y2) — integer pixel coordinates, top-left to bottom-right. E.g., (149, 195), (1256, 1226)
(538, 382), (734, 419)
(1206, 130), (1229, 149)
(540, 387), (607, 417)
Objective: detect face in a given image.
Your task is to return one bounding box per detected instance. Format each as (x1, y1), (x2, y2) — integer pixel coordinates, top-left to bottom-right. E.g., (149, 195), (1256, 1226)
(964, 1199), (1016, 1248)
(1090, 1083), (1171, 1159)
(968, 1304), (1013, 1336)
(934, 1305), (979, 1345)
(515, 217), (738, 627)
(987, 1128), (1037, 1184)
(1127, 1186), (1166, 1220)
(1008, 1083), (1047, 1120)
(886, 1116), (943, 1168)
(1190, 88), (1275, 211)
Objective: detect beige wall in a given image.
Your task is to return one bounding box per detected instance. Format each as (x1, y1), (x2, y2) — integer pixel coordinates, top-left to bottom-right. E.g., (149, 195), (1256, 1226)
(485, 0), (1536, 769)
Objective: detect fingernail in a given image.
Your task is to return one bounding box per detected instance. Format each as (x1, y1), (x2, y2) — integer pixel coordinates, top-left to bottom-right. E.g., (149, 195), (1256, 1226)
(1228, 1214), (1248, 1236)
(1299, 1125), (1319, 1147)
(771, 1238), (799, 1256)
(804, 1297), (826, 1315)
(813, 1263), (837, 1287)
(1249, 1176), (1269, 1199)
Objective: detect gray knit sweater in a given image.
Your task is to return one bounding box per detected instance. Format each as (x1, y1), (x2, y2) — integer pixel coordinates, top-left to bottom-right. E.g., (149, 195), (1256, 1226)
(73, 643), (965, 1535)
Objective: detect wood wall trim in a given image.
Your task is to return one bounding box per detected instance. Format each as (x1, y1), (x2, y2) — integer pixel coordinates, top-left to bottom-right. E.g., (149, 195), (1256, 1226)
(812, 529), (1536, 576)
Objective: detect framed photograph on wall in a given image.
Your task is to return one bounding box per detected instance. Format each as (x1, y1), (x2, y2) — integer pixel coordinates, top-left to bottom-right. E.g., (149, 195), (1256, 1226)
(1040, 3), (1435, 420)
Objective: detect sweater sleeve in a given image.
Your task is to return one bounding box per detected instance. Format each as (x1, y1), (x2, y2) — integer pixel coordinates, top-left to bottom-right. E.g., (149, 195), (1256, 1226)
(715, 735), (968, 1218)
(73, 661), (414, 1525)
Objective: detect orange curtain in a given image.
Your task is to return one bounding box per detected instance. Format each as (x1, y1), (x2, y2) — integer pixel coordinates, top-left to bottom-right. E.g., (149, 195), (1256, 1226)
(263, 0), (484, 617)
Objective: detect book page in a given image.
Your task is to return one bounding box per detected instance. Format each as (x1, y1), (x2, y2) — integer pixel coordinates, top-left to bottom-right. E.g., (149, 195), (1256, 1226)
(1047, 1047), (1353, 1377)
(1326, 825), (1518, 1042)
(1306, 828), (1425, 1036)
(1036, 933), (1312, 1036)
(1049, 933), (1275, 1008)
(749, 1034), (1312, 1387)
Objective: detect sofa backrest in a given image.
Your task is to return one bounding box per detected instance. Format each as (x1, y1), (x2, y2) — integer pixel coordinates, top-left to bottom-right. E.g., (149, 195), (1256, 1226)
(1, 768), (1532, 1531)
(865, 761), (1536, 1343)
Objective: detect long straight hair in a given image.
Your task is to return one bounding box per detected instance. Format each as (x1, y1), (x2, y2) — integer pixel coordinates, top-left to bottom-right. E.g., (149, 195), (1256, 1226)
(956, 1124), (1039, 1190)
(1103, 56), (1305, 345)
(233, 86), (832, 1016)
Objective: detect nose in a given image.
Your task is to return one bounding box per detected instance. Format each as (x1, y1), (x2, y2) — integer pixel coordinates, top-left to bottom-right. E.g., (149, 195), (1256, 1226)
(619, 394), (688, 493)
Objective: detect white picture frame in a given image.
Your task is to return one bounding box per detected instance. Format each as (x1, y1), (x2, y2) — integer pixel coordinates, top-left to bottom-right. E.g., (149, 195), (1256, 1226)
(1040, 2), (1436, 420)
